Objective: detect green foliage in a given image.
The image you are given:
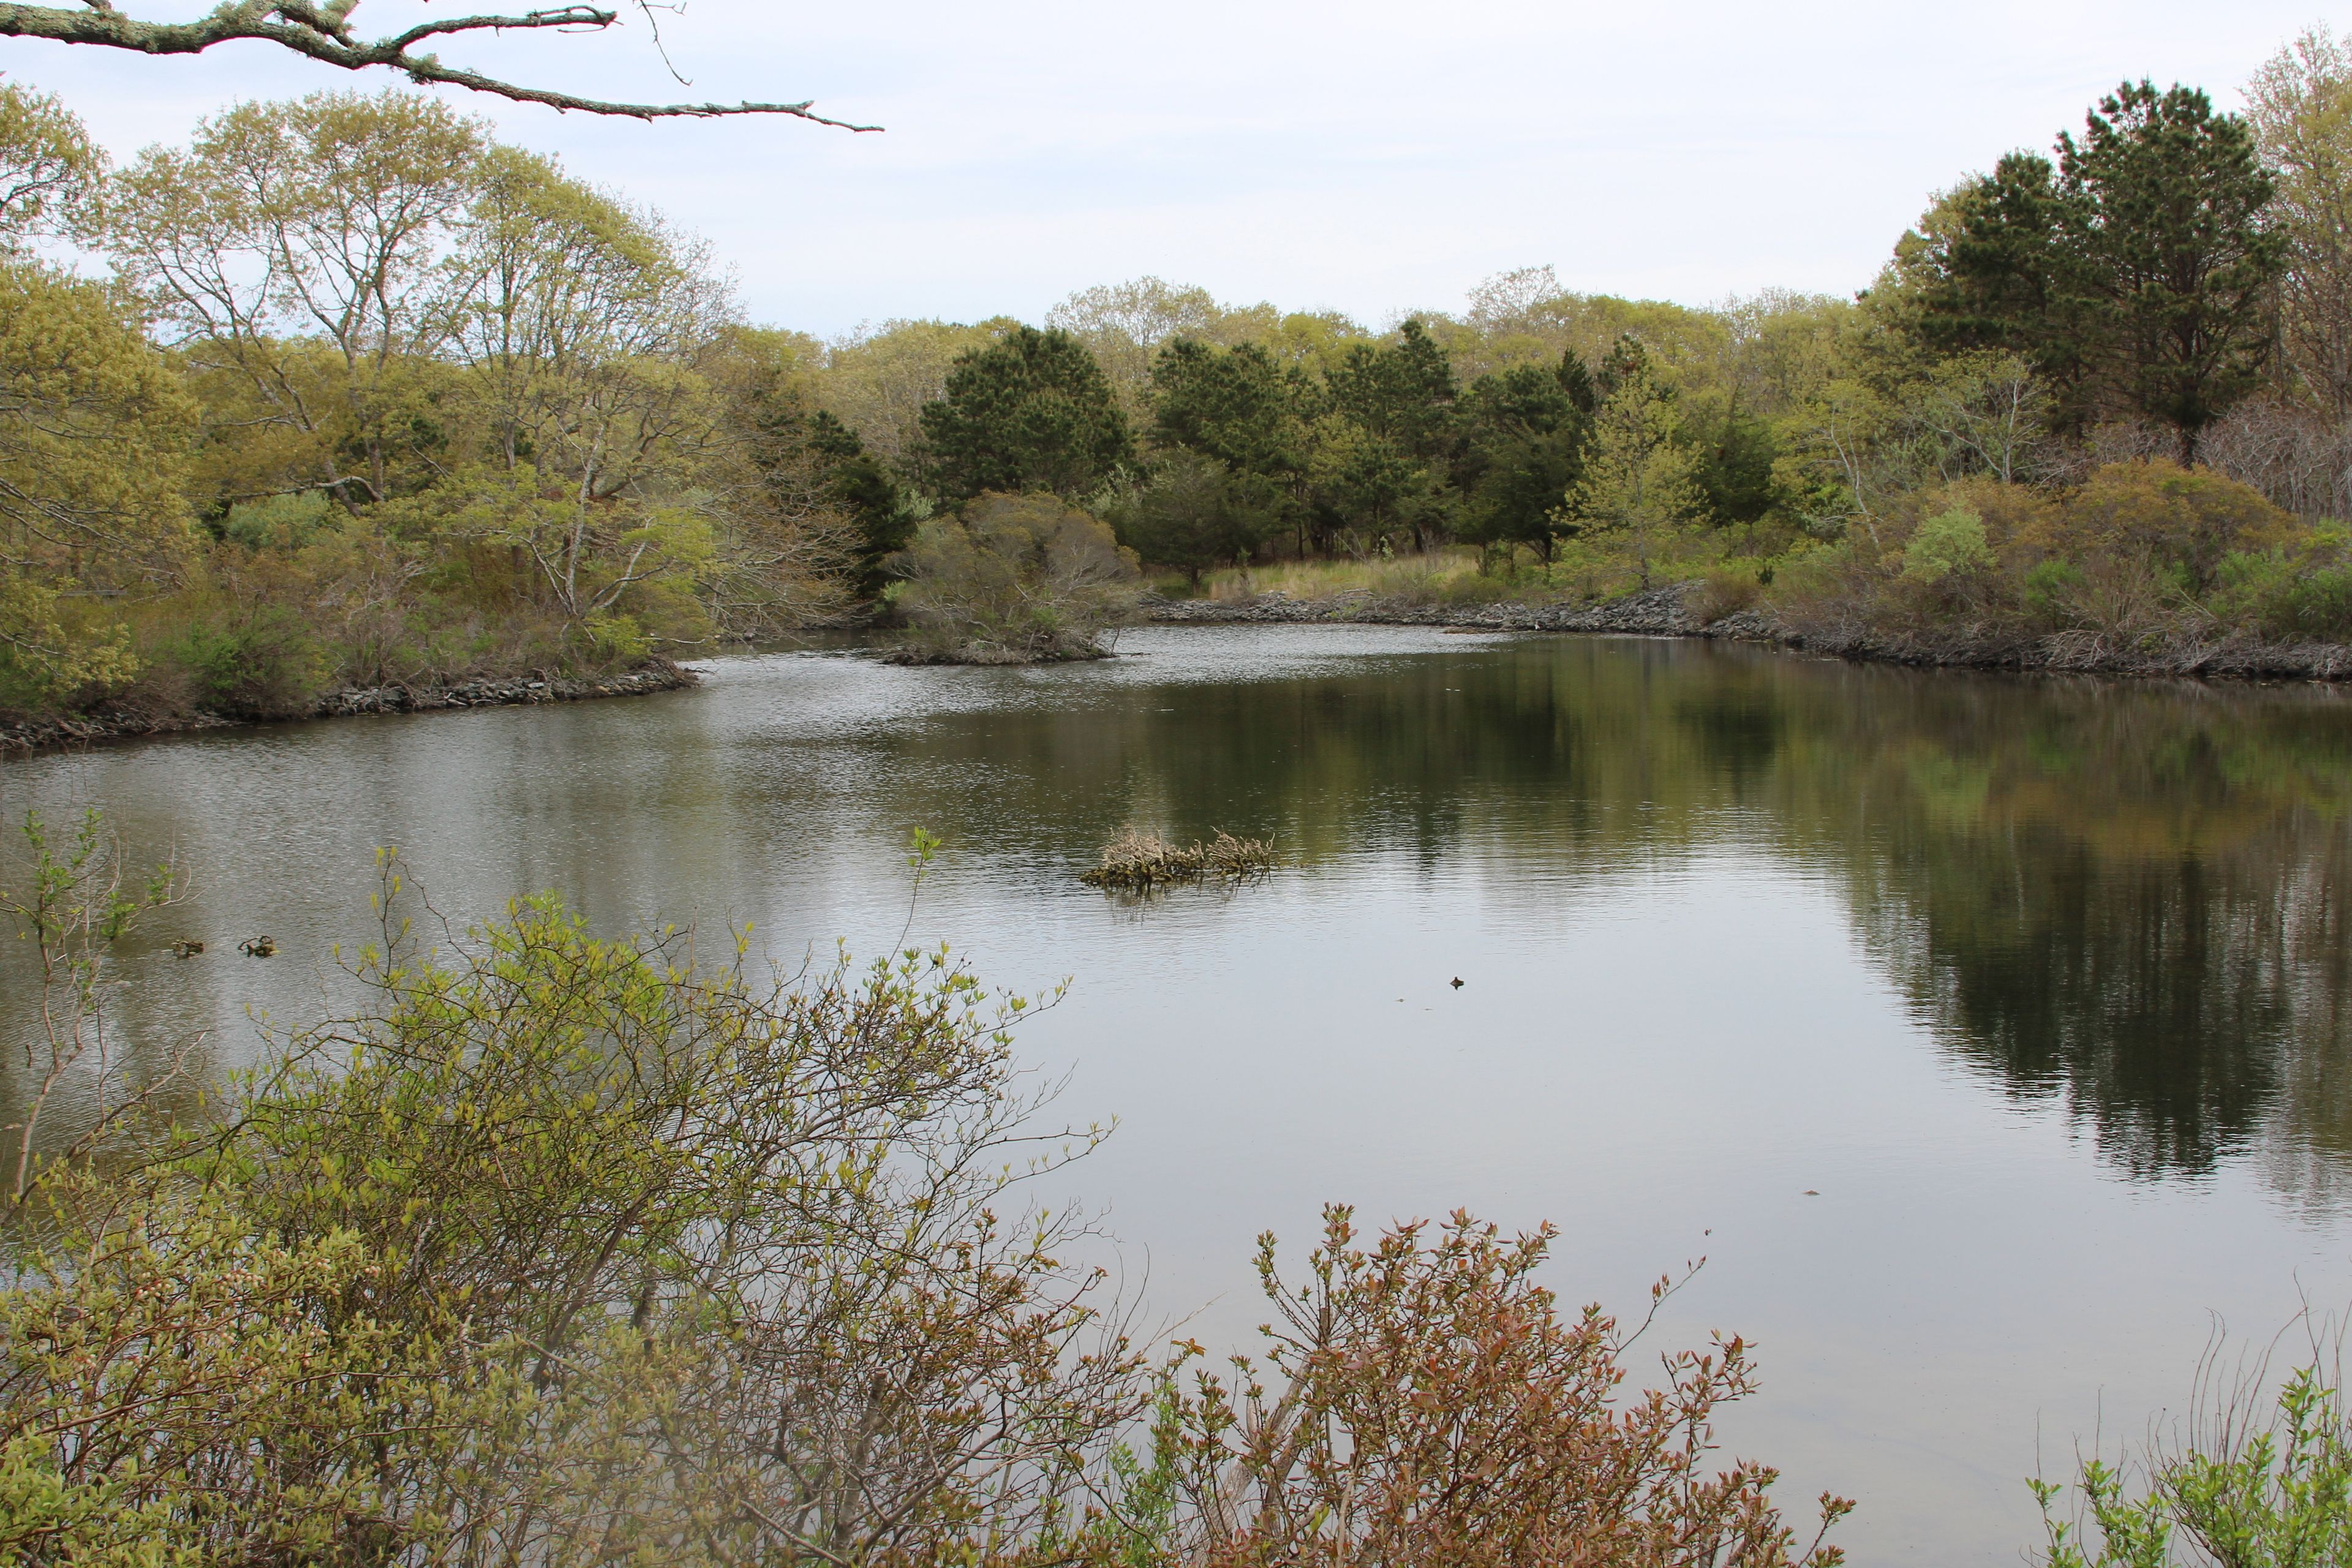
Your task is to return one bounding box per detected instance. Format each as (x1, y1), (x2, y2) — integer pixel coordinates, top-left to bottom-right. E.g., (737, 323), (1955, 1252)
(1902, 506), (1996, 583)
(6, 88), (845, 717)
(2060, 83), (2284, 460)
(1899, 80), (2284, 461)
(2246, 28), (2352, 421)
(1, 876), (1139, 1566)
(0, 78), (100, 247)
(1148, 338), (1308, 501)
(2032, 1363), (2352, 1568)
(0, 257), (195, 710)
(11, 54), (2352, 727)
(920, 325), (1136, 503)
(1457, 353), (1594, 564)
(2024, 557), (2090, 622)
(1556, 344), (1713, 590)
(894, 491), (1143, 662)
(1105, 451), (1275, 584)
(219, 489), (334, 550)
(2212, 543), (2352, 641)
(1768, 464), (2329, 652)
(1325, 317), (1458, 462)
(169, 605), (325, 717)
(1679, 390), (1785, 527)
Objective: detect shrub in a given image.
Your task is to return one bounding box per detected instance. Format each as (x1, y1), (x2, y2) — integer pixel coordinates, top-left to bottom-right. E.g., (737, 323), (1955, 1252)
(2, 885), (1139, 1566)
(892, 490), (1143, 662)
(168, 605), (322, 717)
(219, 490), (334, 551)
(1163, 1207), (1851, 1567)
(2212, 546), (2352, 642)
(1763, 464), (2352, 655)
(2018, 463), (2299, 597)
(2030, 1345), (2352, 1567)
(1901, 506), (1996, 584)
(2023, 558), (2089, 624)
(1, 821), (1848, 1568)
(1695, 558), (1767, 622)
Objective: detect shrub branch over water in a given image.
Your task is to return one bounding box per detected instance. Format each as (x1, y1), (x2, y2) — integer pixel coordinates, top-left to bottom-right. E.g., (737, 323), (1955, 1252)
(0, 827), (1845, 1566)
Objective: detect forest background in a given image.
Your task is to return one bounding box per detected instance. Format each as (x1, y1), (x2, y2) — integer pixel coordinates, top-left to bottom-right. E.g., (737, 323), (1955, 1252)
(10, 24), (2352, 710)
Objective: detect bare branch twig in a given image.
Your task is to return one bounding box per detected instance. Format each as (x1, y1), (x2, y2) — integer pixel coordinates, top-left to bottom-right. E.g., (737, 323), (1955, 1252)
(0, 2), (881, 127)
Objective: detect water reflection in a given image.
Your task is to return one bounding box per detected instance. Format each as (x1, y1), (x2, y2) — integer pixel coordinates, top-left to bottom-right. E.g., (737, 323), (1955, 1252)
(5, 634), (2351, 1195)
(798, 639), (2352, 1196)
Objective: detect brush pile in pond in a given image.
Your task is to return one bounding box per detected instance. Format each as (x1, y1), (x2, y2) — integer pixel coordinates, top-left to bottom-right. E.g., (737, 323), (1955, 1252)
(1080, 827), (1275, 889)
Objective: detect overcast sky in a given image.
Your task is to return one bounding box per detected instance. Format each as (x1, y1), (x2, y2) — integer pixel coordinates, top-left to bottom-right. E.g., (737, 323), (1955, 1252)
(2, 1), (2337, 336)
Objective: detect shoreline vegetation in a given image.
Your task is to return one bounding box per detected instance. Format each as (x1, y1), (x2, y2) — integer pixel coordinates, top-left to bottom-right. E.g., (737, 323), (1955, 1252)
(10, 813), (2352, 1564)
(12, 32), (2352, 702)
(1141, 555), (2352, 682)
(0, 660), (699, 755)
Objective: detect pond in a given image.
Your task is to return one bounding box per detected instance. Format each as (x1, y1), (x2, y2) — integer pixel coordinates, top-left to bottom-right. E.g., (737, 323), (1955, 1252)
(6, 624), (2352, 1562)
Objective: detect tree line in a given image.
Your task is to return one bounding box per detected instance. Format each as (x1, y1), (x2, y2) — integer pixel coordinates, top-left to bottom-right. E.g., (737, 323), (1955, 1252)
(828, 33), (2352, 661)
(0, 84), (857, 718)
(10, 30), (2352, 715)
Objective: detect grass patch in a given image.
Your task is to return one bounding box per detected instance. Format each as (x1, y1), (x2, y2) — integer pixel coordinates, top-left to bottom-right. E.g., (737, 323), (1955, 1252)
(1199, 549), (1490, 603)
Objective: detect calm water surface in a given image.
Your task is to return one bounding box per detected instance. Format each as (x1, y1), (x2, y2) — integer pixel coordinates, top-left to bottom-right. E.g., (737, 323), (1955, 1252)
(7, 624), (2352, 1562)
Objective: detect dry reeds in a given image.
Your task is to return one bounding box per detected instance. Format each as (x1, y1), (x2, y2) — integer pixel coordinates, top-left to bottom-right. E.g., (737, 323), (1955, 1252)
(1080, 827), (1275, 889)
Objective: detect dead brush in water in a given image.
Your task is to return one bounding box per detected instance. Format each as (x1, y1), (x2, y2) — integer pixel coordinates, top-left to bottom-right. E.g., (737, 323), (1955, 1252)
(1080, 827), (1275, 889)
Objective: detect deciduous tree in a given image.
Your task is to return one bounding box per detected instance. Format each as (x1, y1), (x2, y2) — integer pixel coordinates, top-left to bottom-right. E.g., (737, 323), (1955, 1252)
(105, 89), (486, 507)
(0, 77), (94, 245)
(0, 262), (194, 703)
(2245, 27), (2352, 418)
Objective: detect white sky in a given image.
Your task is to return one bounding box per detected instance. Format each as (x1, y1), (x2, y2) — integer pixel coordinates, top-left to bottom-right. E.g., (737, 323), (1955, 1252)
(2, 1), (2335, 336)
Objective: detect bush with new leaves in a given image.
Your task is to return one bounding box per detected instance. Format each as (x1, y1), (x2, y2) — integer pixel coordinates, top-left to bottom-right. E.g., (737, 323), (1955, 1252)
(1157, 1206), (1851, 1568)
(1, 883), (1140, 1566)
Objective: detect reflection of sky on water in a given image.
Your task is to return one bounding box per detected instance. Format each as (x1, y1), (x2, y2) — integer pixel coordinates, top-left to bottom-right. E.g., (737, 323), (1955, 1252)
(5, 625), (2351, 1563)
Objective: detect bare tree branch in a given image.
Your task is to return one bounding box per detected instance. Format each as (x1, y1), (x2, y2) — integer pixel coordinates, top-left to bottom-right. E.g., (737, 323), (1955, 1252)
(0, 2), (880, 127)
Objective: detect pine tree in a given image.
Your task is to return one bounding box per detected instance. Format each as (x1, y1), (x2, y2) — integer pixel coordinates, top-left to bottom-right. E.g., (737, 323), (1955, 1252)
(1901, 81), (2283, 464)
(1553, 350), (1705, 589)
(2058, 81), (2284, 464)
(918, 326), (1134, 503)
(1457, 350), (1596, 565)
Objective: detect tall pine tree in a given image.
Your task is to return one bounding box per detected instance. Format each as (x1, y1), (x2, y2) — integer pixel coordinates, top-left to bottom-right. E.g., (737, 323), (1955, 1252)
(1903, 81), (2283, 464)
(2059, 81), (2283, 464)
(918, 326), (1133, 503)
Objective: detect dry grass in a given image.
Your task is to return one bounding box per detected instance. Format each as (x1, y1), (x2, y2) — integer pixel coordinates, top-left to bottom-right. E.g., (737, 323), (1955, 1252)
(1079, 827), (1276, 889)
(1199, 549), (1495, 604)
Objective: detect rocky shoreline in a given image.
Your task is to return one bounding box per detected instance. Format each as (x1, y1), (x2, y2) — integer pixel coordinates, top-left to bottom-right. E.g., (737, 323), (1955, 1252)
(1, 662), (698, 756)
(1143, 586), (2352, 682)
